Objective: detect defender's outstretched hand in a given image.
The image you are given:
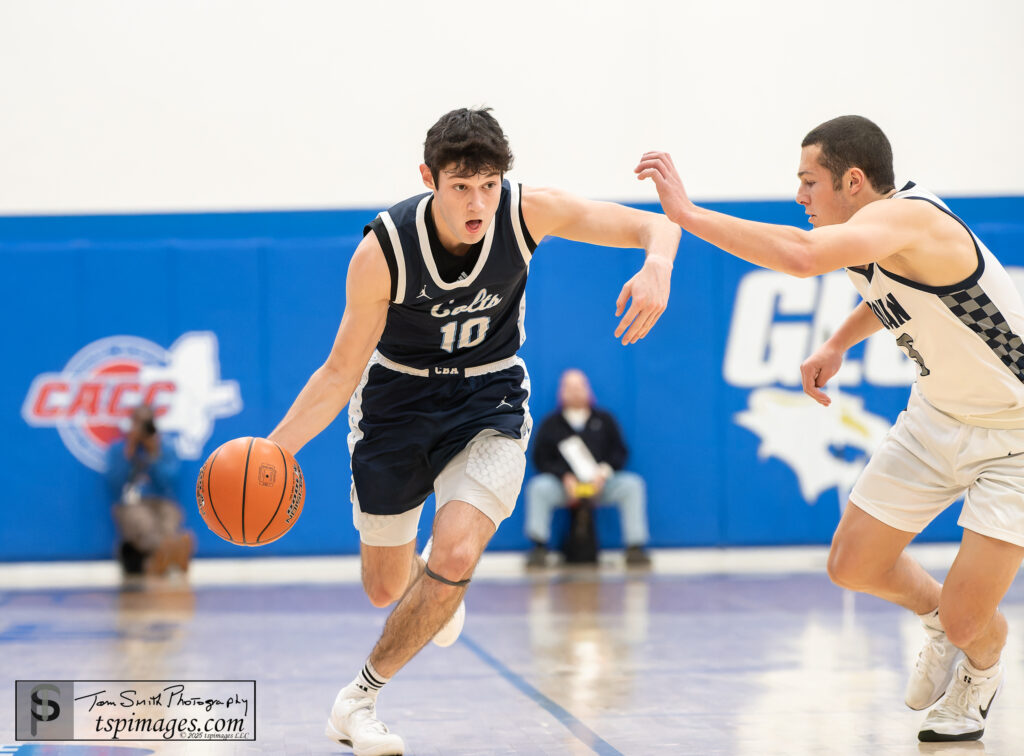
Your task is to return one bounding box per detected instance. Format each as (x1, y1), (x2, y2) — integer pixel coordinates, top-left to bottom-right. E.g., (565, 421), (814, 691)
(519, 183), (678, 345)
(800, 344), (844, 407)
(614, 256), (671, 344)
(635, 151), (694, 225)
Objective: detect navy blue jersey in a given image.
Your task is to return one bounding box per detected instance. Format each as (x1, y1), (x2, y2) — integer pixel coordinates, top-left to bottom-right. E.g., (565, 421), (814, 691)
(364, 180), (537, 373)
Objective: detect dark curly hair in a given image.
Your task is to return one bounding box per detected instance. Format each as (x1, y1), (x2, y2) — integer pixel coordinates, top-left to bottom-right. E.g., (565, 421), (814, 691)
(424, 107), (514, 184)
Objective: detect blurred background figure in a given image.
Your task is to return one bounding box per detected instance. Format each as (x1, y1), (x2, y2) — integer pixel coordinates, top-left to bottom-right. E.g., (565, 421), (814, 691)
(106, 403), (194, 577)
(525, 369), (651, 568)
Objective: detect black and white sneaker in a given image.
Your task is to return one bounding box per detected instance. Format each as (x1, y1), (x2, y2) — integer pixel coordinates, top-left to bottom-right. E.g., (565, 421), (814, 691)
(918, 660), (1003, 742)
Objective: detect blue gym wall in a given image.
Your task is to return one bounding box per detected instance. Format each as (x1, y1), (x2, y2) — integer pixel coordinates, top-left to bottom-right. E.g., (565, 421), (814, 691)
(3, 196), (1024, 561)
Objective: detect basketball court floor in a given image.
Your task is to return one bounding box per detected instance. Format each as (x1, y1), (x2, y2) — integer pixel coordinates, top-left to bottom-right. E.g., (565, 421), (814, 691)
(1, 546), (1022, 756)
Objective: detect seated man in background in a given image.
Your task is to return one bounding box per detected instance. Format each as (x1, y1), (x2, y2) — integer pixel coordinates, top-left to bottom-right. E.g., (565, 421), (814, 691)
(525, 368), (651, 567)
(106, 403), (194, 576)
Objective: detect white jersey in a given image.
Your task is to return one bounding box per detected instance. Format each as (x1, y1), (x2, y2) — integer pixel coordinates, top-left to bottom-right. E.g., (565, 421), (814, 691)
(846, 182), (1024, 428)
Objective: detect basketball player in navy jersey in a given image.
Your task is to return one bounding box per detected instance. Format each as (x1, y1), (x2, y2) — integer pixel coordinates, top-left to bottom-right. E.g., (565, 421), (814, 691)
(637, 116), (1024, 743)
(269, 107), (679, 754)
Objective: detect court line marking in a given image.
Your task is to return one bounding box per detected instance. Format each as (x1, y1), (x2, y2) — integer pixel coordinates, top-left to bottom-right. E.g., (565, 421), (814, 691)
(460, 633), (625, 756)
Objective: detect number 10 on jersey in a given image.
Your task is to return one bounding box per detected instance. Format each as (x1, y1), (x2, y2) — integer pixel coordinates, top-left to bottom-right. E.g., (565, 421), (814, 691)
(439, 317), (491, 353)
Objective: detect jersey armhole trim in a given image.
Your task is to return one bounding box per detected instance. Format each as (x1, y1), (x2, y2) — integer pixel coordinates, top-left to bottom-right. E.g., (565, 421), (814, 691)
(875, 196), (985, 294)
(508, 181), (533, 265)
(517, 184), (538, 252)
(846, 264), (874, 281)
(379, 211), (407, 304)
(367, 217), (398, 302)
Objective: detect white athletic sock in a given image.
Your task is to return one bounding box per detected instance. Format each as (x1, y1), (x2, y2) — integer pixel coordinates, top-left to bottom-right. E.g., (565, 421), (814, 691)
(919, 607), (943, 631)
(353, 660), (390, 697)
(963, 657), (999, 678)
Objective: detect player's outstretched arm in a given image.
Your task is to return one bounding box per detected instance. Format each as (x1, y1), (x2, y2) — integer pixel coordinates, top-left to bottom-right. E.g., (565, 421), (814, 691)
(800, 302), (883, 406)
(634, 151), (924, 277)
(521, 186), (681, 344)
(268, 234), (390, 455)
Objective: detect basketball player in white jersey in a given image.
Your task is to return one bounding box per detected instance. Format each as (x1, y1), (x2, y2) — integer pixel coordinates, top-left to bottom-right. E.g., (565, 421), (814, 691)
(636, 115), (1024, 743)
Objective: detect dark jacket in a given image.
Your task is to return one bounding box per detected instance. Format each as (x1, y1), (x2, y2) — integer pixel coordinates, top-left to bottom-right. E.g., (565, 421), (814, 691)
(532, 407), (628, 478)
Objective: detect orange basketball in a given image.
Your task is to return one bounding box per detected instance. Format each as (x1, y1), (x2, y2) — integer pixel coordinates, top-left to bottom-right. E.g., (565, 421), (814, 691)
(195, 437), (305, 546)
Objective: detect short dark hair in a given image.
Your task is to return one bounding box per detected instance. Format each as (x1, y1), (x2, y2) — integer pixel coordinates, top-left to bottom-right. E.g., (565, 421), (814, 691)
(423, 108), (514, 184)
(801, 115), (895, 193)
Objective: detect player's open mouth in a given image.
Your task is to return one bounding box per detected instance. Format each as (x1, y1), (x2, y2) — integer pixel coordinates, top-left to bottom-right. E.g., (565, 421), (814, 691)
(466, 220), (482, 234)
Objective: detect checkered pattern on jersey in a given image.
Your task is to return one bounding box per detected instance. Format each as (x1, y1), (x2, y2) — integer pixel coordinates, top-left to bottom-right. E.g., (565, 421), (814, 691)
(940, 284), (1024, 383)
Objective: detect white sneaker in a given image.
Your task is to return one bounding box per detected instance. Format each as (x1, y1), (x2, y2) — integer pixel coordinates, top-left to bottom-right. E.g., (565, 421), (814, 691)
(918, 660), (1003, 742)
(906, 621), (963, 710)
(432, 599), (465, 647)
(325, 684), (404, 756)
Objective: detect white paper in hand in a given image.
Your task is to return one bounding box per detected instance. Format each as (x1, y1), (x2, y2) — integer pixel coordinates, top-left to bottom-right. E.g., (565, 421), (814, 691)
(557, 436), (599, 482)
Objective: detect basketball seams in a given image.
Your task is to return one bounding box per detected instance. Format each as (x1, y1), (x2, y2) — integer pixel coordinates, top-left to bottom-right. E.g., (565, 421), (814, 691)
(257, 441), (289, 543)
(197, 436), (303, 547)
(240, 437), (254, 544)
(205, 447), (235, 542)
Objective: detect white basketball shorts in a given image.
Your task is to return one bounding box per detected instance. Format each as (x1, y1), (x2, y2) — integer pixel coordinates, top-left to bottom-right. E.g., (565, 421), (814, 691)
(850, 384), (1024, 547)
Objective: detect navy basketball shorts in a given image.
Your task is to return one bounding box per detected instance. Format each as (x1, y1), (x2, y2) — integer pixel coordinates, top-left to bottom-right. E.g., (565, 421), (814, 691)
(347, 355), (532, 546)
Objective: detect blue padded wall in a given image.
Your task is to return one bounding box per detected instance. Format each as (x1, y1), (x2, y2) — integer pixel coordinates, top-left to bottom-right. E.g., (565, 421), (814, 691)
(3, 196), (1023, 560)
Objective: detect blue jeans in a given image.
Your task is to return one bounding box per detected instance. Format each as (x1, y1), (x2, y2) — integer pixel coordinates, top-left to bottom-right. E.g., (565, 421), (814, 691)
(524, 472), (649, 547)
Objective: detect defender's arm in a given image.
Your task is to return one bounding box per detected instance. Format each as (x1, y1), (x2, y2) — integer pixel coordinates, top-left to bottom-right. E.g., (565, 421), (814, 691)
(635, 151), (923, 277)
(521, 186), (680, 344)
(800, 302), (884, 406)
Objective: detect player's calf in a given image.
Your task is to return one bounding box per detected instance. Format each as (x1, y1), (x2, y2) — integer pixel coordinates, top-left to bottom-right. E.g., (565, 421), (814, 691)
(420, 537), (466, 647)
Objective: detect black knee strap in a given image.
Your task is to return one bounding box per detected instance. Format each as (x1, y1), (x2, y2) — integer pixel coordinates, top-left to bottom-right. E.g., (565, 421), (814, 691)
(424, 564), (470, 587)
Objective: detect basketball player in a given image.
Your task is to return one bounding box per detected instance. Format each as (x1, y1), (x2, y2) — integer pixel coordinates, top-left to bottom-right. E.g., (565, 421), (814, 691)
(636, 116), (1024, 743)
(268, 107), (679, 755)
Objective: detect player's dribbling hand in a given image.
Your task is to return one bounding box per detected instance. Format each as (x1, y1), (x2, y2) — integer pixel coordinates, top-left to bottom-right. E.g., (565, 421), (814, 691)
(634, 151), (694, 226)
(800, 345), (844, 406)
(615, 257), (671, 344)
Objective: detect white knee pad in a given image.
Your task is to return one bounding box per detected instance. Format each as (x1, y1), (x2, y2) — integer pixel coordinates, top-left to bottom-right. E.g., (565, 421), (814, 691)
(435, 431), (526, 527)
(352, 484), (424, 547)
(467, 433), (527, 508)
